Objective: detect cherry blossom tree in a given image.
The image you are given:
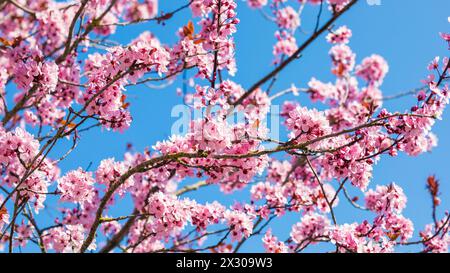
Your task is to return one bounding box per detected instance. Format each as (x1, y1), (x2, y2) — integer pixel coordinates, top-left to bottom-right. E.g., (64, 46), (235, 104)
(0, 0), (449, 253)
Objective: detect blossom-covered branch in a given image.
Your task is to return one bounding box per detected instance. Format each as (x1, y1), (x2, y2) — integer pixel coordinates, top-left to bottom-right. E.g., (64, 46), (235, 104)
(0, 0), (449, 253)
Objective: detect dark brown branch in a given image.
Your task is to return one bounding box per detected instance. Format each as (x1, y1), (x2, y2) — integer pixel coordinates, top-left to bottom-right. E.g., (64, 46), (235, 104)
(232, 0), (358, 107)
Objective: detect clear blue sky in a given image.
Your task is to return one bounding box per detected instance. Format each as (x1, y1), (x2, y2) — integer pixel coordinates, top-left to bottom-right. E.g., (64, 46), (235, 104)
(26, 0), (450, 252)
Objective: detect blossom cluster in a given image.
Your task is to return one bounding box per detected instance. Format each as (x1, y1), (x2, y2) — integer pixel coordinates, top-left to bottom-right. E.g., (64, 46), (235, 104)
(0, 0), (448, 254)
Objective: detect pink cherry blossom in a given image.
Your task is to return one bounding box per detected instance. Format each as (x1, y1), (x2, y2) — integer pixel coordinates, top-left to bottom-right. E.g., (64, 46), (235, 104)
(285, 106), (332, 146)
(276, 7), (301, 31)
(224, 210), (254, 241)
(247, 0), (268, 8)
(58, 168), (96, 204)
(329, 44), (355, 77)
(355, 54), (389, 86)
(0, 0), (448, 254)
(262, 229), (289, 253)
(290, 213), (331, 247)
(326, 25), (352, 44)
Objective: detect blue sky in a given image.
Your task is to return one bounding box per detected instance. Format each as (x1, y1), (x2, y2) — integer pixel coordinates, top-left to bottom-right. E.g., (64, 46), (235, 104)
(18, 0), (450, 252)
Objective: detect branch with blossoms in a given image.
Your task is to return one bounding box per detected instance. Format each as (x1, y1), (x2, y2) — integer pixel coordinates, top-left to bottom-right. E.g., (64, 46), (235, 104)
(0, 0), (449, 253)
